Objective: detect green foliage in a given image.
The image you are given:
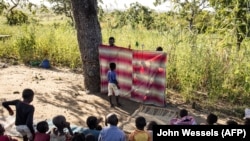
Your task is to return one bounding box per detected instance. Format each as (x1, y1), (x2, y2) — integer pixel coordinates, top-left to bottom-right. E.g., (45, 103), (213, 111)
(47, 0), (74, 25)
(0, 0), (7, 15)
(1, 20), (80, 68)
(1, 0), (250, 110)
(208, 0), (250, 50)
(6, 10), (28, 25)
(15, 26), (36, 64)
(126, 2), (154, 30)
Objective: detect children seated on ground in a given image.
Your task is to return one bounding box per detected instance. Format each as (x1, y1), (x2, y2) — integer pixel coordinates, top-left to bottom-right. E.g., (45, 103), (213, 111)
(50, 115), (73, 141)
(226, 119), (238, 125)
(71, 133), (85, 141)
(81, 116), (101, 141)
(98, 113), (126, 141)
(170, 109), (197, 125)
(243, 108), (250, 125)
(34, 120), (50, 141)
(129, 116), (151, 141)
(2, 88), (35, 141)
(0, 124), (18, 141)
(85, 134), (95, 141)
(244, 119), (250, 125)
(146, 121), (158, 141)
(206, 113), (218, 125)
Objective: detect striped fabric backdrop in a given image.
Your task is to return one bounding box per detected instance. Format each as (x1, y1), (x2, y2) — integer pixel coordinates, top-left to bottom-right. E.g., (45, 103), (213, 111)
(99, 45), (133, 98)
(99, 45), (167, 107)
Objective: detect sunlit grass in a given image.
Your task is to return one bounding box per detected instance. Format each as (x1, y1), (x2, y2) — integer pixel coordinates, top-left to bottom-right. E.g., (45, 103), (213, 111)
(1, 15), (250, 111)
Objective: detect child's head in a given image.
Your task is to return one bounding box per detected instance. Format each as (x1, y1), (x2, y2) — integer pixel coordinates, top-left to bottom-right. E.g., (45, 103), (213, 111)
(147, 121), (158, 130)
(22, 88), (34, 103)
(86, 116), (98, 129)
(109, 63), (116, 71)
(206, 113), (218, 125)
(36, 121), (49, 133)
(52, 115), (68, 129)
(71, 133), (85, 141)
(244, 118), (250, 125)
(156, 46), (163, 51)
(105, 113), (118, 126)
(0, 124), (5, 135)
(135, 116), (146, 130)
(85, 133), (95, 141)
(226, 119), (238, 125)
(109, 37), (115, 46)
(179, 109), (188, 118)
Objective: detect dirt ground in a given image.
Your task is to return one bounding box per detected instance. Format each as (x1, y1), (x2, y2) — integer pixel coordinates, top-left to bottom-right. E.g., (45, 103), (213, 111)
(0, 62), (243, 140)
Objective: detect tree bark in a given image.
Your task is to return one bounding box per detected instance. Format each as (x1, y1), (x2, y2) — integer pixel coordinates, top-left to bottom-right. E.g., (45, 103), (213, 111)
(71, 0), (102, 93)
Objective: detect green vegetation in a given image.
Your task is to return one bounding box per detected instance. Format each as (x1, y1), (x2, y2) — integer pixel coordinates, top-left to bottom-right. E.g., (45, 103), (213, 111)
(0, 0), (250, 117)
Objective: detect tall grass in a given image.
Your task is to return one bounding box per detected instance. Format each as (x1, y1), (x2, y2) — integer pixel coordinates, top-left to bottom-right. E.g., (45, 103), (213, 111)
(1, 16), (250, 111)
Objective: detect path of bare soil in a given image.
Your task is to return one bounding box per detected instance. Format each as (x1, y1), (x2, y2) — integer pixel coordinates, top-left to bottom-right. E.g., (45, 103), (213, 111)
(0, 62), (245, 140)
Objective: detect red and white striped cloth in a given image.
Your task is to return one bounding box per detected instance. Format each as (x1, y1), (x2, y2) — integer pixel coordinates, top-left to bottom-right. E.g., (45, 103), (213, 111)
(99, 45), (167, 107)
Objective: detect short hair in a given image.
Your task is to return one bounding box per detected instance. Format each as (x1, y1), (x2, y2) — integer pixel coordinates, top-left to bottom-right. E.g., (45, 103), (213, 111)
(86, 116), (98, 129)
(109, 62), (116, 71)
(109, 37), (115, 40)
(52, 115), (66, 129)
(85, 133), (95, 141)
(226, 120), (238, 125)
(244, 118), (250, 125)
(36, 121), (49, 133)
(106, 113), (118, 126)
(135, 116), (146, 130)
(156, 46), (163, 51)
(72, 133), (85, 141)
(147, 121), (158, 130)
(206, 113), (218, 125)
(0, 124), (5, 135)
(179, 109), (188, 118)
(22, 88), (34, 100)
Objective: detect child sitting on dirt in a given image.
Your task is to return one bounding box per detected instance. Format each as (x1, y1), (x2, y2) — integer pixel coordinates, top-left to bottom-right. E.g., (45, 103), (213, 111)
(243, 108), (250, 125)
(99, 113), (126, 141)
(129, 116), (151, 141)
(206, 113), (218, 125)
(2, 88), (35, 141)
(0, 124), (18, 141)
(34, 120), (50, 141)
(226, 119), (238, 125)
(146, 121), (158, 141)
(85, 134), (95, 141)
(170, 109), (197, 125)
(81, 116), (102, 141)
(71, 133), (85, 141)
(50, 115), (73, 141)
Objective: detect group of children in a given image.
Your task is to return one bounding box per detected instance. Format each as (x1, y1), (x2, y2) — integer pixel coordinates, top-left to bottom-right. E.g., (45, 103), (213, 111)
(2, 37), (250, 141)
(170, 108), (250, 126)
(1, 88), (250, 141)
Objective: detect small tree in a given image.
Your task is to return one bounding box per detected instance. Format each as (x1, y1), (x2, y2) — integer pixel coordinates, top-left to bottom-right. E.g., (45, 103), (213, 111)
(154, 0), (208, 32)
(2, 0), (37, 25)
(47, 0), (74, 26)
(209, 0), (250, 51)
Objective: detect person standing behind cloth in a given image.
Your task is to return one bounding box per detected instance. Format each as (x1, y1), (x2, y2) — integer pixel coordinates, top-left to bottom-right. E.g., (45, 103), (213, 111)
(108, 37), (115, 47)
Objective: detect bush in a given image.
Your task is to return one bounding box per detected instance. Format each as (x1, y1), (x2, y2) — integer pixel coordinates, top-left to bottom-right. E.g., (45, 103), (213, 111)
(6, 10), (28, 25)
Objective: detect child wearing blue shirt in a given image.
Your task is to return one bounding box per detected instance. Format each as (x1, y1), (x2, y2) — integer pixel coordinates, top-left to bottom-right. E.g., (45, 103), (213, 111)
(107, 62), (122, 107)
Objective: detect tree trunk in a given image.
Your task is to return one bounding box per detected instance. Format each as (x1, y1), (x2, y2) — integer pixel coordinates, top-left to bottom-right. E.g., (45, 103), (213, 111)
(71, 0), (102, 93)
